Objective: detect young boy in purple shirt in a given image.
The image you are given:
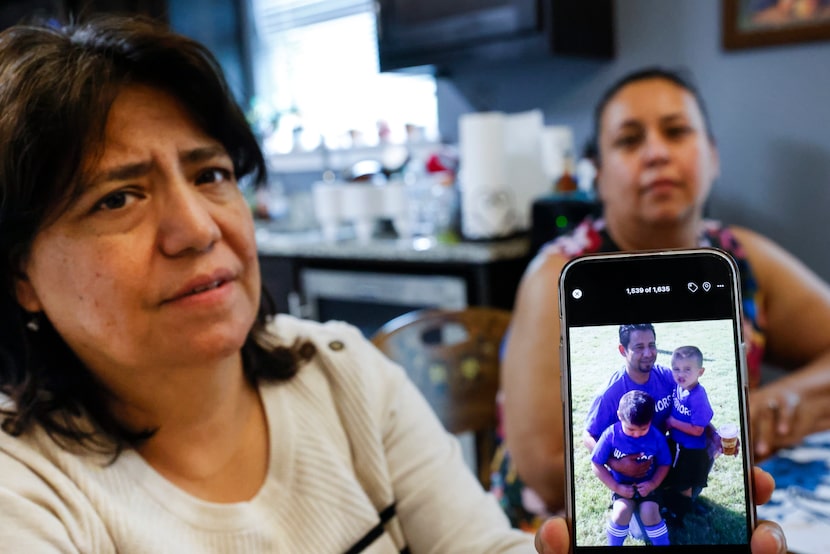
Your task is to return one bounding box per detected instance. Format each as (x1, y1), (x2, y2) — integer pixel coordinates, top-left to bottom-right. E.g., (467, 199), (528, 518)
(664, 345), (715, 523)
(592, 390), (672, 546)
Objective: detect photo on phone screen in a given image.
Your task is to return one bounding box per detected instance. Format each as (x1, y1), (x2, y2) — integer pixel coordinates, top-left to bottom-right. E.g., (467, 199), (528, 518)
(559, 249), (755, 553)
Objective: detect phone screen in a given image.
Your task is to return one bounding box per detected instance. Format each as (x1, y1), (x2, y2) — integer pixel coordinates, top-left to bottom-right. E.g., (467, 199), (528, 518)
(559, 249), (754, 553)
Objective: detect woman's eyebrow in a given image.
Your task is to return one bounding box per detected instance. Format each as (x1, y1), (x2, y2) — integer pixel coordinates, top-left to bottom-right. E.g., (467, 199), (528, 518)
(180, 145), (229, 165)
(660, 113), (689, 124)
(87, 161), (153, 188)
(84, 146), (229, 188)
(614, 119), (643, 132)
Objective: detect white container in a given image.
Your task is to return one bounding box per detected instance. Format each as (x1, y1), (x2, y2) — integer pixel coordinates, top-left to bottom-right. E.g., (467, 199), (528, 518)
(458, 110), (546, 239)
(311, 181), (343, 242)
(505, 109), (546, 230)
(381, 181), (408, 217)
(341, 183), (382, 243)
(381, 181), (412, 238)
(459, 112), (507, 189)
(540, 125), (574, 183)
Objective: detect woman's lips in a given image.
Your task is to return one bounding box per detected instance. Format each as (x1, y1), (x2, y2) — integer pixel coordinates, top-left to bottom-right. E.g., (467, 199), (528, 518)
(176, 279), (224, 299)
(162, 279), (235, 310)
(164, 270), (235, 304)
(644, 179), (679, 193)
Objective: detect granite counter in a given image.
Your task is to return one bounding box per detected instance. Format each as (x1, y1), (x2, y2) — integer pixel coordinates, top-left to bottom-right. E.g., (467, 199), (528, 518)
(255, 227), (531, 264)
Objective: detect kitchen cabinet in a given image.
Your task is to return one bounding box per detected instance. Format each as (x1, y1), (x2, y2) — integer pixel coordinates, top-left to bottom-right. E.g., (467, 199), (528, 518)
(376, 0), (615, 72)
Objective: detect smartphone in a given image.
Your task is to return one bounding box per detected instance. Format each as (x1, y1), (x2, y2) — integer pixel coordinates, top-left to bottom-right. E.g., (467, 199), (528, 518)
(559, 248), (755, 553)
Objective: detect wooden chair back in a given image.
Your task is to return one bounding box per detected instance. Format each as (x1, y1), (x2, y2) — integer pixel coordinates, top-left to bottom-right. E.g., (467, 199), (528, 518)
(371, 306), (511, 488)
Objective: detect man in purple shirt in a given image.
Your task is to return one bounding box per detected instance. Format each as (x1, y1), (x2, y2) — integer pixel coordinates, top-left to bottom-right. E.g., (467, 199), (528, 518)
(583, 324), (675, 453)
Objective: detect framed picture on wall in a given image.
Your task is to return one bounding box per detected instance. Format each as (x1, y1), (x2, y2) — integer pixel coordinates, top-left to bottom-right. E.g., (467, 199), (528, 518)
(723, 0), (830, 49)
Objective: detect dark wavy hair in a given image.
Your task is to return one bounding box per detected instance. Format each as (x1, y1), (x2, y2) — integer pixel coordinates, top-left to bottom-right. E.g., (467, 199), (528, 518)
(618, 323), (656, 350)
(618, 390), (655, 427)
(587, 66), (715, 166)
(0, 15), (312, 455)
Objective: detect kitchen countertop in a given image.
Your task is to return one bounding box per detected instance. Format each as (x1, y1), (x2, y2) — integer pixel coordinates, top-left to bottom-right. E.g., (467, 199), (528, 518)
(255, 225), (531, 264)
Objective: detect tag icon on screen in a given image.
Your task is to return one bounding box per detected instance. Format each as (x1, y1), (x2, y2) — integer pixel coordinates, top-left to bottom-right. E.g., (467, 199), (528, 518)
(687, 282), (698, 292)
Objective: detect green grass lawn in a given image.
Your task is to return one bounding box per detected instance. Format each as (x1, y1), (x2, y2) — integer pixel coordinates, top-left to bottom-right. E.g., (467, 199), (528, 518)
(567, 321), (752, 546)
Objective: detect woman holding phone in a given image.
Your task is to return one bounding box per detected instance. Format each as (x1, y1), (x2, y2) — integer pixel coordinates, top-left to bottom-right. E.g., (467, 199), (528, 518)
(496, 67), (830, 548)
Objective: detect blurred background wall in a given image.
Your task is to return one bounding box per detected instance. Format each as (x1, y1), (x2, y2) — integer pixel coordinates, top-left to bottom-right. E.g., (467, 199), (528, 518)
(2, 0), (828, 281)
(439, 0), (830, 281)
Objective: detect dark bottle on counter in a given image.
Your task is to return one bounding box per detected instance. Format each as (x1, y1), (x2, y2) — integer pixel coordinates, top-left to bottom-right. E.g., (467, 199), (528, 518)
(553, 151), (578, 194)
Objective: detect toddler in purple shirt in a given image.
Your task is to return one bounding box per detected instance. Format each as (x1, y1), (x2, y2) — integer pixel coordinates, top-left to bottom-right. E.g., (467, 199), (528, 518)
(664, 345), (715, 522)
(591, 390), (672, 546)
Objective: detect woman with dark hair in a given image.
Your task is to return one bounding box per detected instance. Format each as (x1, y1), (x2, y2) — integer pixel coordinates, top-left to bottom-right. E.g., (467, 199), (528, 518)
(494, 66), (830, 551)
(0, 15), (576, 552)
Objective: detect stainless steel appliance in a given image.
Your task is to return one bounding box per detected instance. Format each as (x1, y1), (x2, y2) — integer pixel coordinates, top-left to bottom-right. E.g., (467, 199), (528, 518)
(295, 268), (468, 337)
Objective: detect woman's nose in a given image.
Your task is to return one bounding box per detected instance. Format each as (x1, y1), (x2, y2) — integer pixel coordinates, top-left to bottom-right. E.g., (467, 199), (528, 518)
(642, 131), (670, 163)
(157, 182), (221, 256)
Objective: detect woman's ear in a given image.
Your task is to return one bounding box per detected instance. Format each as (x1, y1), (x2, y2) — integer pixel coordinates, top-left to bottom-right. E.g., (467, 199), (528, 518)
(709, 141), (721, 182)
(15, 272), (43, 313)
(594, 160), (606, 202)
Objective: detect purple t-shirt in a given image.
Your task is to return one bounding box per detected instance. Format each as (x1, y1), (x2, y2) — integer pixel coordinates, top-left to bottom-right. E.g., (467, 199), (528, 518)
(585, 364), (675, 439)
(591, 421), (672, 484)
(669, 383), (714, 449)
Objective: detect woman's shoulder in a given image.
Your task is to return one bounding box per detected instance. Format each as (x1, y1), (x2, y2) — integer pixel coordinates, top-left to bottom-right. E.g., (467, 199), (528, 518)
(524, 247), (570, 285)
(0, 400), (96, 462)
(265, 314), (375, 364)
(265, 314), (406, 397)
(723, 224), (786, 259)
(724, 224), (830, 307)
(268, 313), (364, 343)
(703, 220), (784, 261)
(0, 396), (47, 460)
(522, 216), (611, 291)
(719, 223), (809, 283)
(0, 427), (101, 550)
(0, 407), (98, 503)
(539, 216), (610, 258)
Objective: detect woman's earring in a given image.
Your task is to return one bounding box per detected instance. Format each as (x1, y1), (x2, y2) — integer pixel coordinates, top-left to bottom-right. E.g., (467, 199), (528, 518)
(26, 314), (40, 332)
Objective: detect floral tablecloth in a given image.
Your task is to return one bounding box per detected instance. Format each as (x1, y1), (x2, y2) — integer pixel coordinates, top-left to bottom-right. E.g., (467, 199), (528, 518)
(758, 431), (830, 554)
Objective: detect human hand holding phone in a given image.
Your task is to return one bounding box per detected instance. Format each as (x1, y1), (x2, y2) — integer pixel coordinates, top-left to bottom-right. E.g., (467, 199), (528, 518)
(532, 467), (786, 553)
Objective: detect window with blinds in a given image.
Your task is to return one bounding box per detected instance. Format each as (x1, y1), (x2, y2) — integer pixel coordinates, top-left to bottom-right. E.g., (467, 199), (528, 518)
(248, 0), (438, 155)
